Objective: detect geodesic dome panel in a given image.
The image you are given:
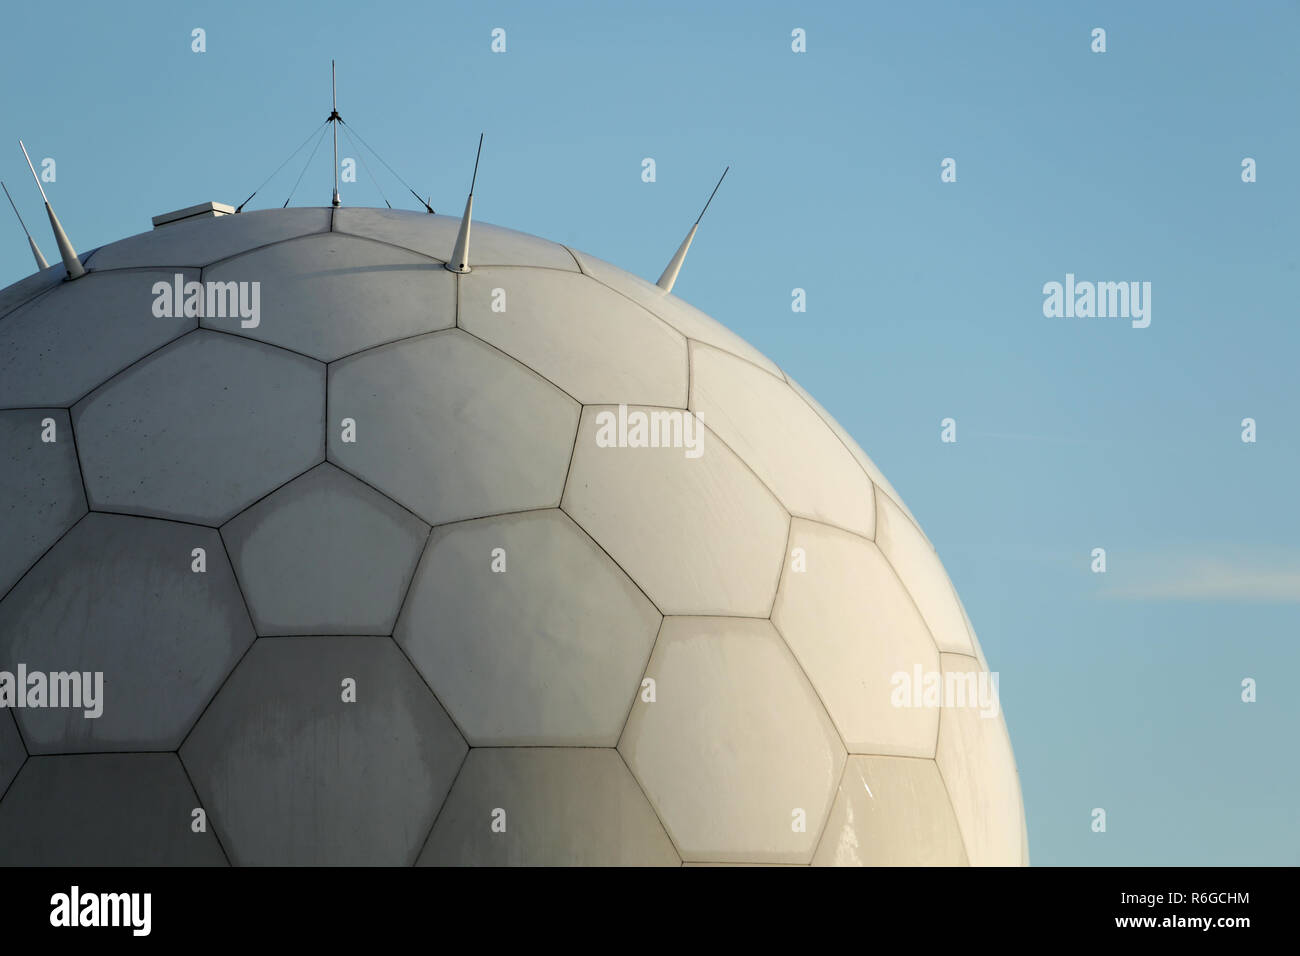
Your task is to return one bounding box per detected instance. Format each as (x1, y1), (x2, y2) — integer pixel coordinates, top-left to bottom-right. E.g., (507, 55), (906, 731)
(0, 208), (1027, 866)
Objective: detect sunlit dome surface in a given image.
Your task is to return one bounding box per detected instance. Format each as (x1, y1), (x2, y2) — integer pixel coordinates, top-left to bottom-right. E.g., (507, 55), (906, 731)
(0, 207), (1027, 865)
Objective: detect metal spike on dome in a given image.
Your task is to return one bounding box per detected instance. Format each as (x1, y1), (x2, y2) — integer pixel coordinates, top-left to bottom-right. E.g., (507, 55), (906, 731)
(657, 166), (728, 293)
(446, 133), (483, 274)
(2, 180), (49, 270)
(18, 140), (85, 279)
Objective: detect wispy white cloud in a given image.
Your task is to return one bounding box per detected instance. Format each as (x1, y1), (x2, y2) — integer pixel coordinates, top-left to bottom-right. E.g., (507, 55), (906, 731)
(1101, 554), (1300, 603)
(967, 431), (1107, 445)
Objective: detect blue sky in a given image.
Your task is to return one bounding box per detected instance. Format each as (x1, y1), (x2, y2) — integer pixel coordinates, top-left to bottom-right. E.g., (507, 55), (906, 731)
(2, 0), (1297, 865)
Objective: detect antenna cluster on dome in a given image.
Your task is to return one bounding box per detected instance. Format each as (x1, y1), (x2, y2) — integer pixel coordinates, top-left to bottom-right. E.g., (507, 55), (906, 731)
(5, 65), (730, 293)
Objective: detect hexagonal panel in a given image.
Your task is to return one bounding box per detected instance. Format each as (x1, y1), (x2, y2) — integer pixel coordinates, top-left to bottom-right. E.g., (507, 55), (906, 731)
(562, 406), (787, 617)
(813, 756), (968, 866)
(1020, 798), (1031, 866)
(936, 653), (1025, 866)
(86, 208), (331, 271)
(619, 617), (845, 863)
(334, 208), (577, 270)
(682, 861), (803, 867)
(952, 585), (990, 672)
(460, 268), (687, 406)
(874, 488), (974, 655)
(222, 463), (429, 636)
(181, 635), (467, 865)
(0, 269), (197, 407)
(0, 754), (226, 865)
(567, 246), (783, 377)
(419, 748), (679, 866)
(0, 711), (23, 800)
(772, 519), (940, 756)
(692, 344), (875, 538)
(0, 513), (255, 752)
(74, 330), (325, 525)
(329, 329), (579, 526)
(203, 232), (455, 361)
(0, 260), (72, 321)
(785, 374), (921, 531)
(396, 510), (660, 745)
(0, 410), (86, 598)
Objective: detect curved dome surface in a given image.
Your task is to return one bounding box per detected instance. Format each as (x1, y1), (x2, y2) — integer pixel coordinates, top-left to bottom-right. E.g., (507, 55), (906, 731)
(0, 207), (1027, 866)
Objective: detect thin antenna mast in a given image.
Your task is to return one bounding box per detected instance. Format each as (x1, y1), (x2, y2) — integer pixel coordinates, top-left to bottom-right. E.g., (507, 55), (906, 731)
(2, 180), (49, 270)
(694, 165), (729, 226)
(657, 166), (728, 293)
(18, 140), (84, 279)
(329, 60), (342, 207)
(446, 134), (483, 274)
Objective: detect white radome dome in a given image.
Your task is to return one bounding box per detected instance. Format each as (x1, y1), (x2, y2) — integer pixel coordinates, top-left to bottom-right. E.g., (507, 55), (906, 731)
(0, 207), (1027, 865)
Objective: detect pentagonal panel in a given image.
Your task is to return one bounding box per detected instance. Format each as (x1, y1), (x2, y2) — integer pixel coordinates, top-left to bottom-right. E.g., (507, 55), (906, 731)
(772, 519), (940, 755)
(619, 617), (845, 863)
(874, 488), (974, 655)
(692, 344), (875, 537)
(936, 653), (1025, 866)
(86, 208), (331, 271)
(562, 406), (787, 617)
(222, 463), (429, 636)
(334, 208), (577, 270)
(0, 711), (23, 800)
(419, 748), (679, 866)
(0, 513), (254, 752)
(460, 268), (687, 406)
(396, 510), (659, 745)
(785, 374), (921, 531)
(0, 754), (226, 865)
(0, 269), (197, 407)
(74, 330), (325, 525)
(180, 636), (467, 866)
(567, 246), (783, 377)
(813, 756), (968, 866)
(0, 410), (86, 598)
(203, 232), (455, 361)
(329, 329), (578, 526)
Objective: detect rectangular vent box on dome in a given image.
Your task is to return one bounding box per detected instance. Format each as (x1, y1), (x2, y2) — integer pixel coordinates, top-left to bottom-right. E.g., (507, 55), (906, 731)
(151, 201), (235, 229)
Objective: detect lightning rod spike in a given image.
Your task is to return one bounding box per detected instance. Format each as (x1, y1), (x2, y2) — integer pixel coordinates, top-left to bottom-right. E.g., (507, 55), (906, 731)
(18, 140), (84, 279)
(657, 165), (729, 293)
(446, 134), (483, 274)
(3, 180), (50, 270)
